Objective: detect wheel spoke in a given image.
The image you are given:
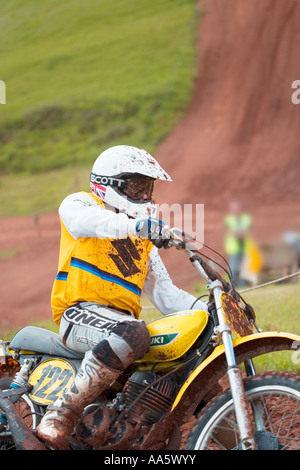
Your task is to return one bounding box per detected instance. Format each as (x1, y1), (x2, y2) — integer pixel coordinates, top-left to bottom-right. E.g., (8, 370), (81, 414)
(187, 374), (300, 450)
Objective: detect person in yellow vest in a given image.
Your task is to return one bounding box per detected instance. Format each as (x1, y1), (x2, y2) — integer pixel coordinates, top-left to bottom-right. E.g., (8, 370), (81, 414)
(36, 145), (207, 450)
(224, 201), (252, 287)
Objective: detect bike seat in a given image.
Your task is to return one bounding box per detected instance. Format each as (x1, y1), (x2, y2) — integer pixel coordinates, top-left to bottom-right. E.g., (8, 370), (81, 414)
(9, 326), (84, 360)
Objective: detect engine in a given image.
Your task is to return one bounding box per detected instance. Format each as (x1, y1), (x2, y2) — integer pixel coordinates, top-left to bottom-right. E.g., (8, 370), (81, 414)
(123, 371), (177, 425)
(72, 371), (177, 449)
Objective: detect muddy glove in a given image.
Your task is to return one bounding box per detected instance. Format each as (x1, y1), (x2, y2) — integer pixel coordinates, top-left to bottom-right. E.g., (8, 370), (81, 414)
(136, 218), (171, 248)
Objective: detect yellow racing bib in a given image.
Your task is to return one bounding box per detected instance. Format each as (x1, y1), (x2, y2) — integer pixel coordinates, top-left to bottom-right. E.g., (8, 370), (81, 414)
(51, 194), (153, 325)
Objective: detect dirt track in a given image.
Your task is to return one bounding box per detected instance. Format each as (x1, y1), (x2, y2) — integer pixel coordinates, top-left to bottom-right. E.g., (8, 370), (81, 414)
(1, 0), (300, 332)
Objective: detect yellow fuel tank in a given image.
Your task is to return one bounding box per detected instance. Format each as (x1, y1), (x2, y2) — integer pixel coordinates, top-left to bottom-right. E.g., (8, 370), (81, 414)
(140, 310), (209, 362)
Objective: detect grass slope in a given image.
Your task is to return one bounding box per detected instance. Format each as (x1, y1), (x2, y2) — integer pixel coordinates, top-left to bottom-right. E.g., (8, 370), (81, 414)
(0, 0), (199, 216)
(242, 283), (300, 372)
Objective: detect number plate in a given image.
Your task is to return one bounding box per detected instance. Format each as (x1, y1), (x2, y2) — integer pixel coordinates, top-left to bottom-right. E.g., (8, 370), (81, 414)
(28, 358), (75, 405)
(221, 292), (254, 338)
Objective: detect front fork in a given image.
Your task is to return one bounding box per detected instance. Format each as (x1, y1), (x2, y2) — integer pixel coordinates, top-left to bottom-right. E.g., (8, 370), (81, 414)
(211, 281), (257, 450)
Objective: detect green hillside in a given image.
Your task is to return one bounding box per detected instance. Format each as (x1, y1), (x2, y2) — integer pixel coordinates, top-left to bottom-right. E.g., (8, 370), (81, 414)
(0, 0), (200, 216)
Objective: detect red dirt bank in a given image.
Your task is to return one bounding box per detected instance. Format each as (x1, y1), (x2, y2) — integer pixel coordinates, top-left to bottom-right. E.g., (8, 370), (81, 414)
(1, 0), (300, 331)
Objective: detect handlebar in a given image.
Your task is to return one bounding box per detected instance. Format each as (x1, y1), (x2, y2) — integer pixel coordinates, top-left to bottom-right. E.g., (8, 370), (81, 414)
(166, 227), (233, 294)
(166, 227), (256, 323)
(166, 227), (255, 324)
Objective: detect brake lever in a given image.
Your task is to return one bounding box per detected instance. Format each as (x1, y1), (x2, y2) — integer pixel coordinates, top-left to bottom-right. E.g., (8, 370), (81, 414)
(168, 227), (183, 242)
(167, 227), (198, 251)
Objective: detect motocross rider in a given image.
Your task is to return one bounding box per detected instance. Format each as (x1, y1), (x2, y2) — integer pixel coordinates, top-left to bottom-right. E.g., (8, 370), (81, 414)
(36, 145), (207, 450)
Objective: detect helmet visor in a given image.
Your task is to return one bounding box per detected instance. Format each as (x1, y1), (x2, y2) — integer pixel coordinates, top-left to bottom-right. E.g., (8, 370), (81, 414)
(122, 176), (154, 202)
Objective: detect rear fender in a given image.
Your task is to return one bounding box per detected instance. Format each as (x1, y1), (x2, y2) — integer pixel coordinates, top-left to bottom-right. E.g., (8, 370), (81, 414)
(171, 331), (300, 421)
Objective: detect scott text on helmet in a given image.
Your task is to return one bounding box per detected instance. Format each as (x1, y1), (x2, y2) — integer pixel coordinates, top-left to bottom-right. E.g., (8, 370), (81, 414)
(90, 174), (125, 187)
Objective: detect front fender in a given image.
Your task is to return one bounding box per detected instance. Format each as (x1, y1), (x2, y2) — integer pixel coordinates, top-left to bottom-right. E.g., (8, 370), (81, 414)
(171, 331), (300, 422)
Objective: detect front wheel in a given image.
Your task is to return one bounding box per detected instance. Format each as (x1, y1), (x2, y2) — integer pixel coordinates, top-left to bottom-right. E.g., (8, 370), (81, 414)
(186, 372), (300, 450)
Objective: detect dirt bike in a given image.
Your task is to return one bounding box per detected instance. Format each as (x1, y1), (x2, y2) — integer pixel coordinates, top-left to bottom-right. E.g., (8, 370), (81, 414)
(0, 227), (300, 451)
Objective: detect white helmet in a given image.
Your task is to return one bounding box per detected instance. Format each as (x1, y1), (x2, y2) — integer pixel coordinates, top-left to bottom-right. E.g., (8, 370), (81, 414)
(90, 145), (172, 218)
